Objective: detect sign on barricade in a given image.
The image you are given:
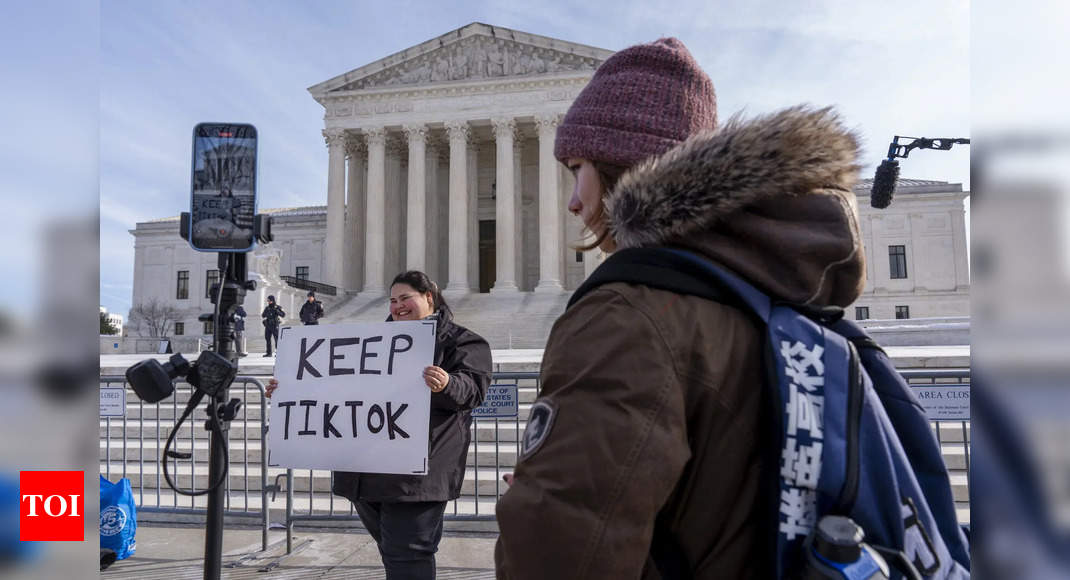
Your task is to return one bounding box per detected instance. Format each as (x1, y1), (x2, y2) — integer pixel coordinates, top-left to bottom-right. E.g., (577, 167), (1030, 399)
(267, 320), (436, 474)
(472, 383), (518, 418)
(100, 387), (126, 417)
(909, 384), (970, 421)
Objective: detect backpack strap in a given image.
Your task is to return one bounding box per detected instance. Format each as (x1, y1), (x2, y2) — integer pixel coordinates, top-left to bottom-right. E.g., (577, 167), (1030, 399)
(568, 247), (754, 315)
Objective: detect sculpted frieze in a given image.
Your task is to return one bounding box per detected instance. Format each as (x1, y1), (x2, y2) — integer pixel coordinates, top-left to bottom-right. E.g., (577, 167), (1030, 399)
(335, 35), (602, 92)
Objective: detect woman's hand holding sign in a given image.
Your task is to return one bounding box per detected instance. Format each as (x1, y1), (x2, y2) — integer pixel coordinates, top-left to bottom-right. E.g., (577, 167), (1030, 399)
(265, 378), (278, 398)
(423, 366), (450, 393)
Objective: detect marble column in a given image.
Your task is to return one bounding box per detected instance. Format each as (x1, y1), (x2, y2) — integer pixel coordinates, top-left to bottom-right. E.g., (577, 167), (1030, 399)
(466, 141), (479, 291)
(491, 117), (518, 292)
(404, 124), (428, 272)
(323, 128), (347, 290)
(425, 141), (443, 284)
(385, 137), (407, 278)
(445, 120), (471, 294)
(344, 136), (366, 292)
(534, 114), (564, 292)
(363, 126), (387, 294)
(514, 138), (524, 289)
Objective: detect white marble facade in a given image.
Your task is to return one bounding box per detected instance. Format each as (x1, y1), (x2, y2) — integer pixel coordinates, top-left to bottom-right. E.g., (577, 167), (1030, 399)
(309, 23), (614, 296)
(127, 23), (970, 340)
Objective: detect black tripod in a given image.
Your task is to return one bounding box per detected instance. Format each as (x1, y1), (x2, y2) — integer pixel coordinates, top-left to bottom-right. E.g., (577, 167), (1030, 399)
(201, 252), (254, 579)
(126, 251), (262, 580)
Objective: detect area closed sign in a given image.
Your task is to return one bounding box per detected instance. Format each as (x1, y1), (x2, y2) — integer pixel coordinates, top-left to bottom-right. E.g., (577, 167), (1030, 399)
(909, 384), (970, 421)
(267, 320), (436, 474)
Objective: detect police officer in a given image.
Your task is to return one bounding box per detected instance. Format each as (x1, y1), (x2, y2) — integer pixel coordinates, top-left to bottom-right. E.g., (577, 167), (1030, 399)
(261, 295), (284, 357)
(299, 291), (323, 325)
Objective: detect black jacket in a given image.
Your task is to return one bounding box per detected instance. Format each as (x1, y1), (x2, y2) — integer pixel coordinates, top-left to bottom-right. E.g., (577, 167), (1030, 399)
(262, 303), (285, 328)
(332, 310), (492, 502)
(299, 300), (324, 325)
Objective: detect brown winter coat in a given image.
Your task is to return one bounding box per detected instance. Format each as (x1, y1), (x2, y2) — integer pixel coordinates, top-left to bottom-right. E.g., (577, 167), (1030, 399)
(495, 107), (867, 578)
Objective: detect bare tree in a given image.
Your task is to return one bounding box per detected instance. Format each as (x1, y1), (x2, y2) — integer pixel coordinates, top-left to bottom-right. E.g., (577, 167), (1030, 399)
(130, 298), (180, 337)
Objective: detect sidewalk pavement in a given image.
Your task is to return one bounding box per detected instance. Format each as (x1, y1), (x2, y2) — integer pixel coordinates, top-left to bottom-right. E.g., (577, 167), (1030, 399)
(104, 523), (499, 579)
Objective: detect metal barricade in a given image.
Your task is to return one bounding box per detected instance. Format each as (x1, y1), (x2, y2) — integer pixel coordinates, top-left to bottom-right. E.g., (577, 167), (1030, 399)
(99, 366), (967, 555)
(900, 369), (971, 523)
(99, 375), (269, 552)
(278, 371), (539, 552)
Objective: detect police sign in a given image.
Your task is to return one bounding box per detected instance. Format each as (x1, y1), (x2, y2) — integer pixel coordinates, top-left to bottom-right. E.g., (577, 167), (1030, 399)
(472, 383), (518, 418)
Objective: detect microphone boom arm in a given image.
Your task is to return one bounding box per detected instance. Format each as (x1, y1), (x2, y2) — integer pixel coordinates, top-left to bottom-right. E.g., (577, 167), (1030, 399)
(886, 136), (970, 160)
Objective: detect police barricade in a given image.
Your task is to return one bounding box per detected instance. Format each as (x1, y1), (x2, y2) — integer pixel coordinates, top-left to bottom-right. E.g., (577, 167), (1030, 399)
(100, 368), (967, 555)
(99, 375), (269, 552)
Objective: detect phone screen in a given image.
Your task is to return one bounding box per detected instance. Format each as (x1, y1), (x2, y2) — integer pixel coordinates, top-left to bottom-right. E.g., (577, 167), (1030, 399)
(189, 123), (257, 251)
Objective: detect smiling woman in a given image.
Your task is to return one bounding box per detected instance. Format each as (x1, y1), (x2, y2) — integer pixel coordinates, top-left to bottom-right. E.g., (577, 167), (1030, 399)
(332, 269), (492, 578)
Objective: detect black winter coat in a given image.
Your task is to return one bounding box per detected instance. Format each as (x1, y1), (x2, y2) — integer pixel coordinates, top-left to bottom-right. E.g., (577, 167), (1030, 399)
(262, 304), (285, 328)
(299, 300), (323, 325)
(332, 310), (492, 502)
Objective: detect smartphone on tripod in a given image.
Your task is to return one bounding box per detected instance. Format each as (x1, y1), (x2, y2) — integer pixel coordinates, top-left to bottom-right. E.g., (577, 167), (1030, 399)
(189, 123), (258, 252)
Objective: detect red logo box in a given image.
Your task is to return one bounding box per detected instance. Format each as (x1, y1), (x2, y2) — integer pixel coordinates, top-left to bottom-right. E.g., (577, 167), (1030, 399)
(20, 471), (84, 541)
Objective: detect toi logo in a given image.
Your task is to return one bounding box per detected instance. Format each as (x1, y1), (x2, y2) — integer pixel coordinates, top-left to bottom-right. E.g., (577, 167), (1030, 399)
(20, 471), (84, 541)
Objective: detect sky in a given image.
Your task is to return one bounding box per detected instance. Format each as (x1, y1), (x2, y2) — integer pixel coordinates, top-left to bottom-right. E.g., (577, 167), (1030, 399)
(87, 0), (971, 319)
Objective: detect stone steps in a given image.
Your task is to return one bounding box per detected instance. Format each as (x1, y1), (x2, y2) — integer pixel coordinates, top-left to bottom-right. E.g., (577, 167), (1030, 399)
(100, 438), (524, 468)
(132, 487), (499, 519)
(101, 461), (516, 497)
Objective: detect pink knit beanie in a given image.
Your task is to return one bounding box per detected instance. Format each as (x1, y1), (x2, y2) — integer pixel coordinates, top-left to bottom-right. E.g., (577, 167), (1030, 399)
(554, 37), (717, 168)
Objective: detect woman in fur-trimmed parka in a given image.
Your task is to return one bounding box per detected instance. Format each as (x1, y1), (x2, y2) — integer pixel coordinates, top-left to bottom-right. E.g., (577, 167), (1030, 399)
(494, 38), (866, 579)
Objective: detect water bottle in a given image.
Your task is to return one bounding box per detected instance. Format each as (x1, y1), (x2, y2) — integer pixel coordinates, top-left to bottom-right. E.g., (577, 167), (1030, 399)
(802, 515), (890, 580)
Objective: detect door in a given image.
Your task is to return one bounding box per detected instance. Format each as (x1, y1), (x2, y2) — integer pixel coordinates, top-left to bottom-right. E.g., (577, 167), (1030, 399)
(478, 220), (496, 293)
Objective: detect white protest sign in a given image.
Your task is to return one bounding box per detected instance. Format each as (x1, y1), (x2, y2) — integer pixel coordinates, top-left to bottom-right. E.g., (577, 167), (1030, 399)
(267, 320), (436, 474)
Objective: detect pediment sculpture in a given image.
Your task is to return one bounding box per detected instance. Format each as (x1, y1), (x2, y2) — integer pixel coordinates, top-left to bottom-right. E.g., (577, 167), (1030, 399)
(334, 36), (603, 92)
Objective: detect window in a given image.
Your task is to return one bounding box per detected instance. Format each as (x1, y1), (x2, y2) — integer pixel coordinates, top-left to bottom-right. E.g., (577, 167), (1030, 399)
(205, 269), (220, 299)
(174, 322), (184, 336)
(855, 306), (869, 320)
(204, 320), (214, 335)
(575, 251), (583, 263)
(889, 245), (908, 279)
(176, 270), (189, 299)
(895, 305), (910, 319)
(296, 266), (309, 281)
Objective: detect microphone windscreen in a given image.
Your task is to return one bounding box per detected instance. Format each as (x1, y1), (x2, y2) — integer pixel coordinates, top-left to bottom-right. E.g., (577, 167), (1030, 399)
(870, 159), (899, 209)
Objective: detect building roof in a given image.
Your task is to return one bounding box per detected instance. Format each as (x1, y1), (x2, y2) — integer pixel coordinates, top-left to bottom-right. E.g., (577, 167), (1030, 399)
(853, 178), (963, 194)
(140, 206), (327, 225)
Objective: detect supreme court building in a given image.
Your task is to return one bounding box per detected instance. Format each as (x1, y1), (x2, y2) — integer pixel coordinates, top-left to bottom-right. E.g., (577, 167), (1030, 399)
(128, 23), (970, 348)
(312, 23), (614, 296)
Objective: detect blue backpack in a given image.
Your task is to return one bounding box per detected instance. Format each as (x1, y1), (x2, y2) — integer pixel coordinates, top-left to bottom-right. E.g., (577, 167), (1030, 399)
(573, 247), (970, 579)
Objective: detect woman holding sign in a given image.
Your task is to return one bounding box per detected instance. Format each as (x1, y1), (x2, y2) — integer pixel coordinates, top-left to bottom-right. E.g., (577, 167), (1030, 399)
(267, 270), (491, 579)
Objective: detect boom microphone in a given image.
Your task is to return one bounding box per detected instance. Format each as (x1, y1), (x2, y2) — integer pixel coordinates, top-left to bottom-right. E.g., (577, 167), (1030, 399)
(870, 159), (900, 209)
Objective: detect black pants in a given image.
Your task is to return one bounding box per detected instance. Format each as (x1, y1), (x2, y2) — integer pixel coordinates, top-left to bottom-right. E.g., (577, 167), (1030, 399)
(264, 325), (279, 355)
(354, 500), (447, 580)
